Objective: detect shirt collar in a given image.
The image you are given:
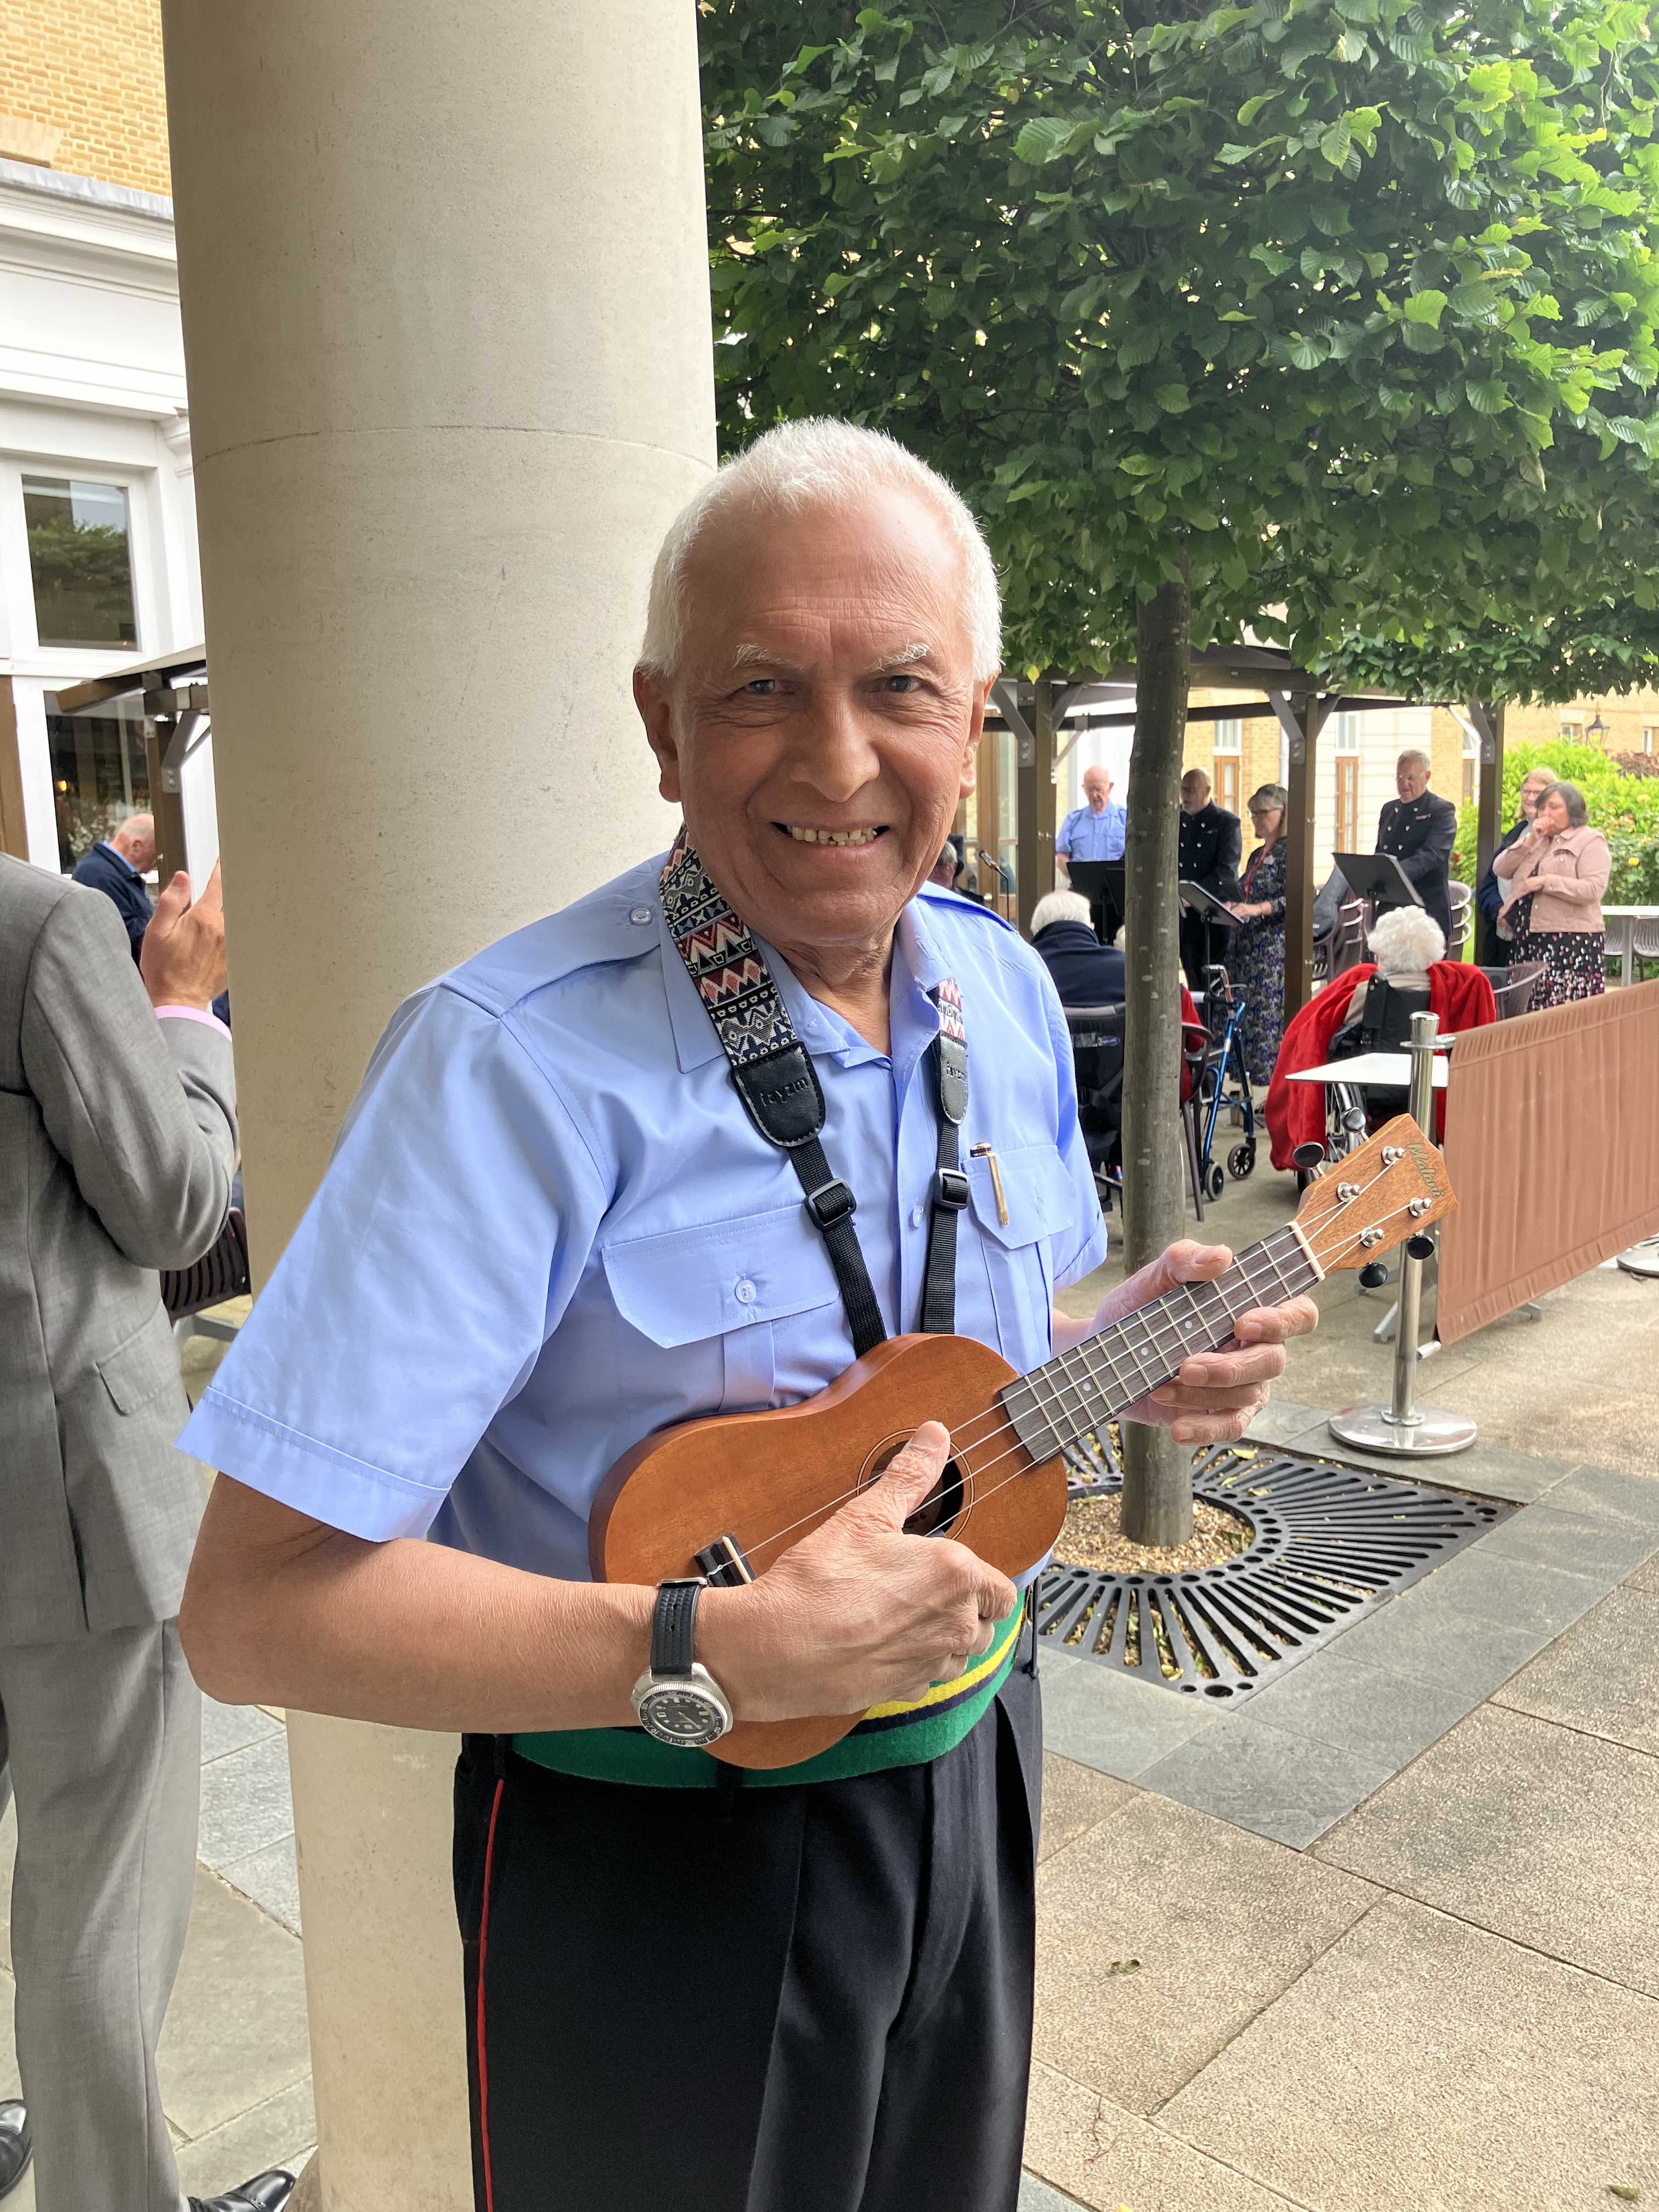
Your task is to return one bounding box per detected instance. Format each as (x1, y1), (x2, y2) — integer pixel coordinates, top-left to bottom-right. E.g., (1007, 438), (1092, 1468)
(98, 839), (140, 879)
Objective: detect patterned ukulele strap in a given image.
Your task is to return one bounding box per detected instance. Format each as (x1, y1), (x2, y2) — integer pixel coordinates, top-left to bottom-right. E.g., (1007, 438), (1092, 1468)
(660, 829), (968, 1349)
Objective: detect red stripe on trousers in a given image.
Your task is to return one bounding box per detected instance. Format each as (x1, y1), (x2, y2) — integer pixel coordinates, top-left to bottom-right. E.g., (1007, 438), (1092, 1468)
(476, 1776), (506, 2212)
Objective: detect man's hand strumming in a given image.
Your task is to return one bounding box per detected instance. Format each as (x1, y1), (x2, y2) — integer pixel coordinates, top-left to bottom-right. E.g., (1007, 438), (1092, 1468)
(141, 860), (228, 1012)
(698, 1421), (1017, 1724)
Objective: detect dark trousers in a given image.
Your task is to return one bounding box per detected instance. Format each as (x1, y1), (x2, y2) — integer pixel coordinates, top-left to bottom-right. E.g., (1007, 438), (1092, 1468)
(454, 1664), (1041, 2212)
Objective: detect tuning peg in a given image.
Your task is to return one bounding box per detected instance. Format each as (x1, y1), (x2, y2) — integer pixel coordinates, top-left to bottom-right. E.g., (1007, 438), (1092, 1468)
(1406, 1233), (1436, 1262)
(1358, 1261), (1390, 1290)
(1291, 1142), (1326, 1172)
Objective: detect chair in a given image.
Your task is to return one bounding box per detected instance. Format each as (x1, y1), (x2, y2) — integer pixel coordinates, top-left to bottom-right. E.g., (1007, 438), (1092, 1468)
(162, 1206), (250, 1347)
(1446, 881), (1472, 963)
(1352, 977), (1431, 1053)
(1633, 916), (1659, 981)
(1065, 1005), (1206, 1222)
(1481, 962), (1543, 1020)
(1329, 896), (1370, 982)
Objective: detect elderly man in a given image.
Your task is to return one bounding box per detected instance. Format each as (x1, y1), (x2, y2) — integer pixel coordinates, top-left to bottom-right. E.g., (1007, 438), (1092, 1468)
(1177, 768), (1242, 986)
(1375, 749), (1457, 940)
(72, 810), (156, 960)
(1056, 765), (1127, 942)
(177, 421), (1316, 2212)
(1030, 887), (1126, 1007)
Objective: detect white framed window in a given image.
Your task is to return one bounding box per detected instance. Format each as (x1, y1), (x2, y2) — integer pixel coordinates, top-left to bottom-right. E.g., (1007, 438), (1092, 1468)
(1643, 726), (1655, 755)
(1211, 716), (1242, 753)
(1559, 713), (1584, 738)
(1333, 712), (1361, 754)
(0, 457), (156, 663)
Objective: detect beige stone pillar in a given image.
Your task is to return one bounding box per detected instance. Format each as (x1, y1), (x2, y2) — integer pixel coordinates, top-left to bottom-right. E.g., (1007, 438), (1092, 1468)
(158, 5), (715, 2203)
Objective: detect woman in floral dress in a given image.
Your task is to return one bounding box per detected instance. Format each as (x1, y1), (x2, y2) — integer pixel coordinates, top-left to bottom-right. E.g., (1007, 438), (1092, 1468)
(1493, 780), (1611, 1007)
(1225, 785), (1290, 1085)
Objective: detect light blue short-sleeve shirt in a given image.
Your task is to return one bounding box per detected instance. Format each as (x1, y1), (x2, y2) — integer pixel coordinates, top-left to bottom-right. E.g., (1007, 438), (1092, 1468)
(1055, 801), (1127, 862)
(179, 857), (1109, 1583)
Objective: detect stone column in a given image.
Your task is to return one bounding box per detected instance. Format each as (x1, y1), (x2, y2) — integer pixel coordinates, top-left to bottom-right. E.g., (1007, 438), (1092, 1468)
(157, 5), (714, 2204)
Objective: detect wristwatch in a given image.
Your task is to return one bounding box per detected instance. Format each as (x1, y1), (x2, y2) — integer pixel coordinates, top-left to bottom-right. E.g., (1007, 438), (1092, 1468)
(630, 1580), (734, 1748)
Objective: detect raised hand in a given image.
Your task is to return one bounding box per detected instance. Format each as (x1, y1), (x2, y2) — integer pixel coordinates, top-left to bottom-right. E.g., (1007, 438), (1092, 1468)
(140, 860), (228, 1011)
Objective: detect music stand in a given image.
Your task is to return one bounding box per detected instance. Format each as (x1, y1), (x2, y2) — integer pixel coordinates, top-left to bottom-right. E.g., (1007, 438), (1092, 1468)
(1333, 852), (1423, 913)
(1066, 860), (1126, 945)
(1179, 880), (1237, 981)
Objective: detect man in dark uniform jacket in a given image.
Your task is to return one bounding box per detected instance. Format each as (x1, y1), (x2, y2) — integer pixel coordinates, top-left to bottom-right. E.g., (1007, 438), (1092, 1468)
(1375, 751), (1457, 939)
(71, 812), (155, 960)
(1177, 769), (1242, 987)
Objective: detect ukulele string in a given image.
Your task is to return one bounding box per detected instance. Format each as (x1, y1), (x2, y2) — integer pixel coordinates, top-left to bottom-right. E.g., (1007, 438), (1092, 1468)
(713, 1229), (1312, 1577)
(909, 1196), (1426, 1541)
(692, 1180), (1419, 1582)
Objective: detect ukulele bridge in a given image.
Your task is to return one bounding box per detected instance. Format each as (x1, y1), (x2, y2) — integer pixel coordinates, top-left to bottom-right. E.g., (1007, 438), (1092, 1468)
(695, 1534), (757, 1589)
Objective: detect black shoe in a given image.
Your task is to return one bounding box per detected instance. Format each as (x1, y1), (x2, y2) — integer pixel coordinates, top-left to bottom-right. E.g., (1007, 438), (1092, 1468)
(0, 2105), (30, 2204)
(189, 2171), (296, 2212)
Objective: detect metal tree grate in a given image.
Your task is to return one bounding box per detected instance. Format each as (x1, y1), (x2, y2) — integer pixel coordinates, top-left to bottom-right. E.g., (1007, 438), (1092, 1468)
(1037, 1442), (1513, 1702)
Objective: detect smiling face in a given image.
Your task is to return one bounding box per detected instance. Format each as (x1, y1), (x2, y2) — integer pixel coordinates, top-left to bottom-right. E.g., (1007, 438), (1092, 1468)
(634, 489), (990, 977)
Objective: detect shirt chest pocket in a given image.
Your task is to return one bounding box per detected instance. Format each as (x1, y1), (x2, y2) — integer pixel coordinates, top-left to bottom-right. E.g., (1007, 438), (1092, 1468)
(600, 1200), (844, 1421)
(963, 1142), (1088, 1373)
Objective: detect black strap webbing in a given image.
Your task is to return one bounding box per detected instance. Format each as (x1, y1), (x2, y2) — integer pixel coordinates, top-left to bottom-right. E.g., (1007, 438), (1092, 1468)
(919, 1025), (968, 1336)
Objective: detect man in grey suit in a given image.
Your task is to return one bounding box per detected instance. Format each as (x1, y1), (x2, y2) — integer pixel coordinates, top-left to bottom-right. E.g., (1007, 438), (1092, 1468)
(0, 855), (291, 2212)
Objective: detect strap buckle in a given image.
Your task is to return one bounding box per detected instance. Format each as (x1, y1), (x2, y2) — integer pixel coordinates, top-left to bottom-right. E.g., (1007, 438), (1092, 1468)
(934, 1166), (970, 1211)
(805, 1178), (857, 1229)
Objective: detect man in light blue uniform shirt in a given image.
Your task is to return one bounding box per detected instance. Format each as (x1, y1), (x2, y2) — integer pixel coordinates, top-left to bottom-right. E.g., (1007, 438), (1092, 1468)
(1056, 764), (1127, 867)
(179, 422), (1315, 2212)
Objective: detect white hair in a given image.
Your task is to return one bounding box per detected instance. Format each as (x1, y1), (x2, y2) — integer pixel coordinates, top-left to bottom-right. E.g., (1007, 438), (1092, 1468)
(1368, 905), (1446, 975)
(1397, 748), (1431, 772)
(1030, 889), (1093, 935)
(637, 419), (1002, 681)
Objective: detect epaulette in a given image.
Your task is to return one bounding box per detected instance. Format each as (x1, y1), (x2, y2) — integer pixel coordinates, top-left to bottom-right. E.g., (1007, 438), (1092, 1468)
(916, 881), (1018, 935)
(443, 860), (669, 1022)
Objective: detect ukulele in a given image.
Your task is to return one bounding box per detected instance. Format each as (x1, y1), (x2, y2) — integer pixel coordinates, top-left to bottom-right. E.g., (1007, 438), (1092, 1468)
(589, 1114), (1455, 1770)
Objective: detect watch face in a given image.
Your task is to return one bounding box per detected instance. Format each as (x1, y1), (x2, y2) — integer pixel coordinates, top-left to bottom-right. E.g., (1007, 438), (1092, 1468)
(636, 1681), (730, 1748)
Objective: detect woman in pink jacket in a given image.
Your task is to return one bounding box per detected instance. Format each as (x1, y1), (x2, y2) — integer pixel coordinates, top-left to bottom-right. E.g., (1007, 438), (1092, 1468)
(1493, 780), (1611, 1007)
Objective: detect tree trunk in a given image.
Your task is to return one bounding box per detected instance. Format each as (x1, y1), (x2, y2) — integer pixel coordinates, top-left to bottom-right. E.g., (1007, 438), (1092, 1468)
(1119, 572), (1194, 1549)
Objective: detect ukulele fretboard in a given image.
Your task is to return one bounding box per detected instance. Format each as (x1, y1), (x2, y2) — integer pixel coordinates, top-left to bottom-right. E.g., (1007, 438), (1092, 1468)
(998, 1225), (1321, 1467)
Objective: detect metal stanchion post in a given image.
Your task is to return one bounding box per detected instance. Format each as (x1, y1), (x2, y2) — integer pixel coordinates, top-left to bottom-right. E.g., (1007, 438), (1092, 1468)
(1328, 1011), (1477, 1458)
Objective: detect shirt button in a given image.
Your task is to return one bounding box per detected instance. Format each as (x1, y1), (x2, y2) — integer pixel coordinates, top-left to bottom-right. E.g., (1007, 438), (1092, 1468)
(910, 1204), (925, 1229)
(629, 905), (652, 926)
(734, 1278), (756, 1305)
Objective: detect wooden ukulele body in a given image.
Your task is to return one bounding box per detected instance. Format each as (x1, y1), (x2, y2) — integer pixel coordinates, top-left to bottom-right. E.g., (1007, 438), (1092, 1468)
(588, 1332), (1066, 1771)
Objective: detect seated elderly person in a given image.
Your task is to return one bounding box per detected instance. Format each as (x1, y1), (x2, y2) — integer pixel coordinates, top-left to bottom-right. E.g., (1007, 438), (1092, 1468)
(1338, 905), (1448, 1029)
(1030, 888), (1126, 1006)
(176, 418), (1317, 2212)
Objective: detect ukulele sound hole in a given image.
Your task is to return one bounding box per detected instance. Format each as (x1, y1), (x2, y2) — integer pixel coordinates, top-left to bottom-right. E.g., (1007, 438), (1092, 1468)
(864, 1436), (967, 1538)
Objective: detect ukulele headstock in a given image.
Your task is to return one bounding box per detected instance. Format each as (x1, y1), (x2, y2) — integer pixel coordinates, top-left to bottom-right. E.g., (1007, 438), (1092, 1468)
(1294, 1114), (1457, 1276)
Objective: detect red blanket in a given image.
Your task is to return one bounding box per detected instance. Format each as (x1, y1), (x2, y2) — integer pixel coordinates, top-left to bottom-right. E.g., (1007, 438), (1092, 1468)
(1265, 962), (1497, 1170)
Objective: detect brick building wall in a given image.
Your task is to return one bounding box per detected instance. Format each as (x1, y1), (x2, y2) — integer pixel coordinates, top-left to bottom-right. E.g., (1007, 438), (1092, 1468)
(0, 0), (170, 197)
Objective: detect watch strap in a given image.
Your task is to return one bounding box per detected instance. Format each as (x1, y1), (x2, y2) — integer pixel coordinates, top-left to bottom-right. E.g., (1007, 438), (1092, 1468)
(650, 1580), (701, 1677)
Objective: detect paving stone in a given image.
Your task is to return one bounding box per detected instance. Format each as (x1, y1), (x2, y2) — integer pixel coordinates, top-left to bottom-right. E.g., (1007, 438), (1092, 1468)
(1630, 1555), (1659, 1595)
(1548, 1462), (1659, 1532)
(1313, 1436), (1575, 1505)
(1034, 1793), (1374, 2114)
(1037, 1755), (1133, 1866)
(174, 2079), (315, 2200)
(1465, 1502), (1658, 1583)
(1136, 1712), (1394, 1849)
(1242, 1398), (1323, 1447)
(1493, 1586), (1659, 1757)
(200, 1698), (284, 1765)
(1416, 1546), (1617, 1639)
(1316, 1702), (1659, 1995)
(157, 1866), (312, 2143)
(196, 1731), (295, 1874)
(1036, 1645), (1079, 1684)
(219, 1835), (303, 1936)
(1324, 1574), (1556, 1697)
(1039, 1661), (1216, 1782)
(1240, 1649), (1480, 1772)
(1162, 1896), (1659, 2212)
(1024, 2061), (1314, 2212)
